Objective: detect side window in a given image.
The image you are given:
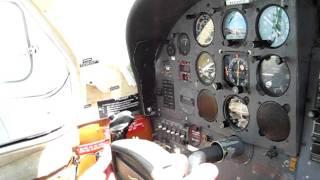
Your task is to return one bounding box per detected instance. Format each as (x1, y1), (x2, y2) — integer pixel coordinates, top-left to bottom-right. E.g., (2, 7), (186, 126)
(0, 2), (74, 146)
(0, 2), (31, 83)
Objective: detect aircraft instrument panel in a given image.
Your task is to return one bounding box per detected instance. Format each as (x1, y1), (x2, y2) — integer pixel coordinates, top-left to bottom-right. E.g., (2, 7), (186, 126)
(154, 0), (300, 156)
(127, 0), (320, 179)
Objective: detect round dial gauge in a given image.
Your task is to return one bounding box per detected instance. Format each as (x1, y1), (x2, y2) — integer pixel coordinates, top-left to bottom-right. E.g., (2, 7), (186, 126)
(166, 42), (176, 56)
(196, 52), (216, 85)
(257, 102), (290, 142)
(224, 96), (249, 131)
(223, 10), (247, 40)
(258, 55), (290, 97)
(224, 54), (249, 87)
(258, 5), (290, 48)
(197, 89), (218, 122)
(177, 33), (190, 55)
(194, 13), (215, 46)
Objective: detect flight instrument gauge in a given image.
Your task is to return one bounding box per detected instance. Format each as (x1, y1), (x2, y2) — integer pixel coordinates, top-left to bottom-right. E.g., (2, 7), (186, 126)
(194, 13), (215, 46)
(223, 10), (247, 41)
(258, 5), (290, 48)
(196, 52), (216, 85)
(197, 89), (218, 122)
(224, 54), (249, 87)
(224, 96), (249, 131)
(258, 55), (290, 97)
(166, 42), (176, 56)
(178, 33), (190, 55)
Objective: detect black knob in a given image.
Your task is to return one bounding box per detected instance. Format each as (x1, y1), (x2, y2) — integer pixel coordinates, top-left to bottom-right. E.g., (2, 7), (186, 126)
(308, 109), (320, 119)
(219, 121), (229, 128)
(223, 40), (232, 46)
(183, 123), (191, 128)
(250, 40), (272, 48)
(186, 14), (197, 19)
(223, 40), (240, 47)
(213, 82), (223, 90)
(232, 86), (244, 94)
(155, 88), (163, 96)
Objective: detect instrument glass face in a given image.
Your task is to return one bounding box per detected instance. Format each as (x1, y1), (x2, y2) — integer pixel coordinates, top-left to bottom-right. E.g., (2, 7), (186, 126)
(194, 13), (215, 46)
(259, 55), (290, 97)
(224, 54), (249, 87)
(258, 5), (290, 48)
(197, 90), (218, 122)
(224, 96), (249, 131)
(177, 33), (191, 55)
(166, 42), (176, 56)
(196, 52), (216, 85)
(223, 10), (247, 40)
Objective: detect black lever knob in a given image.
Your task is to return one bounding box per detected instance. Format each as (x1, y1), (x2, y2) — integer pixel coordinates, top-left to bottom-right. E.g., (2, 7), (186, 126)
(223, 40), (234, 46)
(219, 121), (229, 129)
(232, 86), (245, 94)
(213, 82), (223, 90)
(308, 109), (320, 119)
(249, 40), (272, 48)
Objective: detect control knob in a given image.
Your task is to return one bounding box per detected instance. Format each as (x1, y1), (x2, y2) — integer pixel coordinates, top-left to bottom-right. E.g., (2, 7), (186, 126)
(232, 86), (245, 94)
(308, 109), (320, 119)
(213, 82), (223, 90)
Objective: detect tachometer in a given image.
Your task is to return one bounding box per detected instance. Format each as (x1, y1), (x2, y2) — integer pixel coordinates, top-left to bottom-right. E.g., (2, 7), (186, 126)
(223, 10), (247, 40)
(196, 52), (216, 85)
(258, 55), (290, 97)
(258, 5), (290, 48)
(194, 13), (215, 46)
(224, 95), (249, 131)
(224, 54), (249, 87)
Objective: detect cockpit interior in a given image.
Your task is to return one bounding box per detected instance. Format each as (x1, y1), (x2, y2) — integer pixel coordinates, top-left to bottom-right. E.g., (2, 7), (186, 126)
(2, 0), (320, 179)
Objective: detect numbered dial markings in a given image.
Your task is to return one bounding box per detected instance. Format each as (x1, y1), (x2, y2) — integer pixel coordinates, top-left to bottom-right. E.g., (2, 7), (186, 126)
(223, 10), (247, 40)
(196, 52), (216, 85)
(258, 55), (290, 97)
(258, 5), (290, 48)
(224, 54), (249, 87)
(194, 13), (215, 46)
(224, 96), (250, 131)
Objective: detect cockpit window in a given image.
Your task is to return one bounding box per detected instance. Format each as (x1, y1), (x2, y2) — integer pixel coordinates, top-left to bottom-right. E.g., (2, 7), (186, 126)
(0, 2), (31, 83)
(0, 2), (73, 147)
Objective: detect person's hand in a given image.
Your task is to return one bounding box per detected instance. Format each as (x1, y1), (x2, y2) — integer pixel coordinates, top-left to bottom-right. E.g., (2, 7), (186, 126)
(79, 145), (115, 180)
(184, 163), (219, 180)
